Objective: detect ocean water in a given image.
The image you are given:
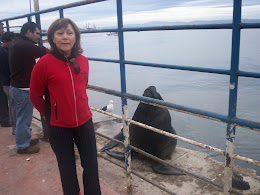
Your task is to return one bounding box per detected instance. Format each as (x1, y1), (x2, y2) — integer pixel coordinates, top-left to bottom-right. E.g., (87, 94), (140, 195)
(80, 29), (260, 175)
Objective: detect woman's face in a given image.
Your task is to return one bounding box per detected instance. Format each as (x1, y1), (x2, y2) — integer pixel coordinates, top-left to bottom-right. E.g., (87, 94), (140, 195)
(53, 24), (76, 57)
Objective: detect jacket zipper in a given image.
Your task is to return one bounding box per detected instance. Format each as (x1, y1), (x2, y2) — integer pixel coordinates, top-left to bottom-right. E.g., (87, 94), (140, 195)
(54, 102), (58, 120)
(67, 59), (79, 126)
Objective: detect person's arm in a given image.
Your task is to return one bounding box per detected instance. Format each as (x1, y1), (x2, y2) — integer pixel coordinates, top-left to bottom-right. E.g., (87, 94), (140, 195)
(30, 58), (47, 116)
(31, 44), (47, 59)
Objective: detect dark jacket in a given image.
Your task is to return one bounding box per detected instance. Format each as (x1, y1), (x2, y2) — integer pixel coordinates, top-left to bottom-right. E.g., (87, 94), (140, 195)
(0, 46), (10, 85)
(30, 52), (92, 128)
(9, 34), (46, 88)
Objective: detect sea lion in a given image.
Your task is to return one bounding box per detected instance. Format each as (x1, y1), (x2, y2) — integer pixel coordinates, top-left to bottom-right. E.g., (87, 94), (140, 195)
(101, 86), (183, 175)
(100, 86), (251, 190)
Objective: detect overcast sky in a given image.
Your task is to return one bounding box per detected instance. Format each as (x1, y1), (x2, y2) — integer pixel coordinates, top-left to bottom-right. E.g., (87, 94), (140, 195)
(1, 0), (260, 29)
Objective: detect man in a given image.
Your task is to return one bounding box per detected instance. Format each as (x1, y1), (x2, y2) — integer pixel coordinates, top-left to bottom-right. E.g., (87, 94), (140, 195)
(9, 22), (46, 154)
(0, 22), (11, 128)
(0, 32), (16, 134)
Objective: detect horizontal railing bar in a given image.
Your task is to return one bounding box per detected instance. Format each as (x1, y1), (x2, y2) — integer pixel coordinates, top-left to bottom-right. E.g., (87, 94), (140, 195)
(240, 23), (260, 29)
(4, 25), (23, 28)
(88, 57), (119, 63)
(97, 153), (177, 195)
(87, 57), (230, 75)
(87, 85), (260, 131)
(122, 22), (260, 32)
(81, 23), (260, 34)
(0, 0), (107, 22)
(129, 144), (224, 190)
(238, 70), (260, 78)
(81, 28), (118, 34)
(125, 60), (230, 75)
(91, 107), (226, 156)
(90, 107), (260, 167)
(42, 23), (260, 37)
(87, 57), (260, 78)
(41, 28), (118, 36)
(122, 23), (233, 32)
(32, 116), (41, 122)
(41, 28), (119, 36)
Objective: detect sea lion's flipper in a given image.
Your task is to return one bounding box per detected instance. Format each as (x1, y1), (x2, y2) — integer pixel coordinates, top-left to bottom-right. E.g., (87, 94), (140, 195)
(100, 131), (123, 152)
(232, 173), (250, 190)
(152, 163), (185, 175)
(105, 150), (125, 161)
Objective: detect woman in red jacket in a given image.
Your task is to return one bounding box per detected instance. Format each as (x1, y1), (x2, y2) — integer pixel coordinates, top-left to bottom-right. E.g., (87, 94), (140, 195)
(30, 18), (101, 195)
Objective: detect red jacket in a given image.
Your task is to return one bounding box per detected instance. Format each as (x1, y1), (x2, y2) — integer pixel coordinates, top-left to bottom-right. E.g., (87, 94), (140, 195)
(30, 52), (92, 128)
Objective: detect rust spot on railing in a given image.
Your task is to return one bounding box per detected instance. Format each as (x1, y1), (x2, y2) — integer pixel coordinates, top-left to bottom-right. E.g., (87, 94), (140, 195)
(226, 153), (231, 167)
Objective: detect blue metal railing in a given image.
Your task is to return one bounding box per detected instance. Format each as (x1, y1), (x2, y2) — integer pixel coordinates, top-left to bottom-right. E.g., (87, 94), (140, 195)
(1, 0), (259, 194)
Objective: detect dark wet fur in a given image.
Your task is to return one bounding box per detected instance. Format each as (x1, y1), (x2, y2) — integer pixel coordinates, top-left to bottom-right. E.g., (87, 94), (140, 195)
(99, 131), (123, 152)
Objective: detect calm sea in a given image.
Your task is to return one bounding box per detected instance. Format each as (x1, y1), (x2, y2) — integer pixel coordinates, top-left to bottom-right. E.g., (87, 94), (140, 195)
(78, 29), (260, 175)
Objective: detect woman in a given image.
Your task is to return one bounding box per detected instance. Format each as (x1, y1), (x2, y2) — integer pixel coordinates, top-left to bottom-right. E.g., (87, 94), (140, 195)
(30, 18), (101, 195)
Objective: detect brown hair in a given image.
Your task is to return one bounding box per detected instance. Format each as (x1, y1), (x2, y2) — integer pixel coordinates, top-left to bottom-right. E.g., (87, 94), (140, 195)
(47, 18), (83, 56)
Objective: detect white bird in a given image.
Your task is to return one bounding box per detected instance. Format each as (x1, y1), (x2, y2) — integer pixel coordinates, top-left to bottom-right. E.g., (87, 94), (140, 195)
(101, 100), (114, 113)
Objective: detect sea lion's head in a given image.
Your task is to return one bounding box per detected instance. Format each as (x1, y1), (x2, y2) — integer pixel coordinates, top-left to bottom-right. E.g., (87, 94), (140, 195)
(143, 86), (163, 101)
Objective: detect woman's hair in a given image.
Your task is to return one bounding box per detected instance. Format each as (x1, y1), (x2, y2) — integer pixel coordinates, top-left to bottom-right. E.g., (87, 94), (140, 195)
(47, 18), (83, 56)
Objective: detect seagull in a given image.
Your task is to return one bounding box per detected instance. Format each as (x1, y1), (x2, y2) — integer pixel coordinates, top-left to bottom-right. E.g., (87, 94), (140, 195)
(101, 100), (114, 113)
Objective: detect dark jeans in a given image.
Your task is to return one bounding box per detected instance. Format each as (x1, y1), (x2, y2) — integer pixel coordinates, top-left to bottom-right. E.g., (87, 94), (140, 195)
(3, 85), (16, 131)
(46, 118), (101, 195)
(40, 115), (47, 139)
(0, 84), (10, 124)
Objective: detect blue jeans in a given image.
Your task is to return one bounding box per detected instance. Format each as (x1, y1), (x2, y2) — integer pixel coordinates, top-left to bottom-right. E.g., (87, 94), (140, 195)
(9, 86), (33, 150)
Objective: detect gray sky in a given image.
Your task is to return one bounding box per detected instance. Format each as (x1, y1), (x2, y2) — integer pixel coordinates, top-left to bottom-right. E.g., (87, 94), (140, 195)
(1, 0), (260, 29)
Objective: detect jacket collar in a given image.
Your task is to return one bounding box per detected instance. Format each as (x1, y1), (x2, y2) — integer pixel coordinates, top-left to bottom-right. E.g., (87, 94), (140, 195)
(52, 49), (76, 62)
(15, 33), (34, 43)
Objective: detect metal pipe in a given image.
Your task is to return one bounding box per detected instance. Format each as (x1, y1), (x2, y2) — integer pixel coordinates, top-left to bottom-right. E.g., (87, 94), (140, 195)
(88, 85), (260, 131)
(237, 70), (260, 78)
(97, 153), (177, 195)
(5, 21), (9, 32)
(240, 22), (260, 29)
(35, 14), (43, 46)
(59, 9), (64, 18)
(90, 107), (260, 167)
(122, 23), (233, 32)
(98, 147), (243, 195)
(87, 57), (260, 78)
(32, 116), (41, 121)
(224, 0), (242, 194)
(116, 0), (132, 193)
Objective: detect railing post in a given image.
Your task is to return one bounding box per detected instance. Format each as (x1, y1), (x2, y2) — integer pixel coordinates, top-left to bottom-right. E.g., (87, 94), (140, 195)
(59, 9), (64, 18)
(5, 20), (10, 32)
(35, 14), (43, 46)
(224, 0), (242, 194)
(116, 0), (132, 194)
